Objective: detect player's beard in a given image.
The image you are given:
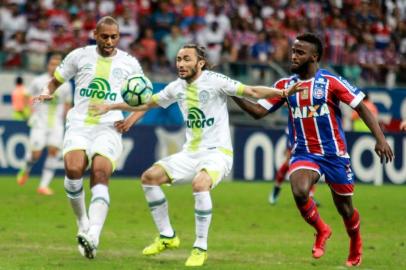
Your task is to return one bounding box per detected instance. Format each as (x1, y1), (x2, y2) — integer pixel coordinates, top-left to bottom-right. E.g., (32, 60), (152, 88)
(180, 64), (199, 82)
(290, 60), (311, 75)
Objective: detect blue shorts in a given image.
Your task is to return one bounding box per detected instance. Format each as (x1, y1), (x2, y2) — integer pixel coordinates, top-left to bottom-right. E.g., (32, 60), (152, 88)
(288, 153), (355, 196)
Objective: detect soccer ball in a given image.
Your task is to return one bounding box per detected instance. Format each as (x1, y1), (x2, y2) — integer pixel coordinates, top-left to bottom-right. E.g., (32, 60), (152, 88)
(121, 74), (153, 106)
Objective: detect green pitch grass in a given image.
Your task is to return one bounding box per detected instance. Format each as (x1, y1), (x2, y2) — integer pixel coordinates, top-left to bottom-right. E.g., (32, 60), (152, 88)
(0, 176), (405, 270)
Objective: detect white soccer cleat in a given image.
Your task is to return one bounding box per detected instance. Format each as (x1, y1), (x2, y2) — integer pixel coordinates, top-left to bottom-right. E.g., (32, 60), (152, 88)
(77, 232), (97, 259)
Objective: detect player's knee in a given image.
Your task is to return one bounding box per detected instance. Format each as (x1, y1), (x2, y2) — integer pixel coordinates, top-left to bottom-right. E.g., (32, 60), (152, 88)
(291, 185), (309, 203)
(141, 170), (156, 185)
(192, 178), (211, 192)
(65, 166), (84, 179)
(91, 169), (109, 185)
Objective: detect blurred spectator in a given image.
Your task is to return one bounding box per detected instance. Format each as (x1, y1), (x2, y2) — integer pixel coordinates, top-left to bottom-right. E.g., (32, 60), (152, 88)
(46, 0), (70, 29)
(179, 0), (206, 31)
(343, 45), (362, 85)
(117, 8), (139, 51)
(151, 2), (176, 41)
(131, 27), (158, 71)
(197, 21), (225, 65)
(0, 2), (27, 45)
(270, 30), (290, 64)
(25, 17), (52, 72)
(324, 17), (348, 67)
(162, 25), (186, 66)
(357, 33), (384, 85)
(250, 31), (274, 82)
(352, 93), (378, 132)
(205, 4), (231, 34)
(11, 76), (30, 121)
(51, 25), (75, 55)
(382, 40), (400, 88)
(3, 31), (26, 68)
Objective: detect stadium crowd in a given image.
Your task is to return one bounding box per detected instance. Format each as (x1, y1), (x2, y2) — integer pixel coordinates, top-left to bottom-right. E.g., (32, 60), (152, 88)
(0, 0), (405, 87)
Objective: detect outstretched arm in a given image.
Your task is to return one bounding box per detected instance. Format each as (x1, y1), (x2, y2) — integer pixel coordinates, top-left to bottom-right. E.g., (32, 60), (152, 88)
(34, 77), (63, 102)
(355, 101), (394, 163)
(114, 111), (146, 133)
(231, 97), (268, 119)
(242, 83), (303, 99)
(89, 99), (159, 116)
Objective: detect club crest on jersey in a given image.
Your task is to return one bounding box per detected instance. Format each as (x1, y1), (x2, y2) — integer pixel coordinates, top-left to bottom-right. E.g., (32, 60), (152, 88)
(112, 68), (124, 80)
(186, 107), (214, 128)
(313, 77), (327, 99)
(292, 103), (329, 119)
(199, 90), (210, 104)
(313, 88), (324, 99)
(79, 77), (117, 101)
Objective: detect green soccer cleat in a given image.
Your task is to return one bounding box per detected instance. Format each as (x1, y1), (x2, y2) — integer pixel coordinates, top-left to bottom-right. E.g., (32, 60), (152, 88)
(16, 169), (29, 186)
(185, 248), (208, 267)
(142, 235), (180, 256)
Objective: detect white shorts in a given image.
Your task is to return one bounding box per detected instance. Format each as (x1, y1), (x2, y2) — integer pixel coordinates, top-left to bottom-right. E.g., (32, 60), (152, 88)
(29, 125), (64, 151)
(155, 148), (233, 188)
(63, 123), (122, 170)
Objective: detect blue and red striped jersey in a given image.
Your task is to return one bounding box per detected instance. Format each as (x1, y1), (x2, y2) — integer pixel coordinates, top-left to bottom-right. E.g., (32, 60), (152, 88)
(258, 69), (365, 157)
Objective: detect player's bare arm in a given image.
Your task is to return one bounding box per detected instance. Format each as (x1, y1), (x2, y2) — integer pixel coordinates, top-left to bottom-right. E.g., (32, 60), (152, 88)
(90, 99), (159, 116)
(114, 111), (146, 133)
(355, 101), (394, 163)
(243, 82), (304, 99)
(33, 77), (62, 102)
(231, 97), (268, 119)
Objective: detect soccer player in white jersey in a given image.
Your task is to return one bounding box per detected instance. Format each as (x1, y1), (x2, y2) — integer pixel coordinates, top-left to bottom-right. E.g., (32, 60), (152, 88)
(17, 54), (72, 195)
(90, 44), (303, 267)
(34, 16), (145, 259)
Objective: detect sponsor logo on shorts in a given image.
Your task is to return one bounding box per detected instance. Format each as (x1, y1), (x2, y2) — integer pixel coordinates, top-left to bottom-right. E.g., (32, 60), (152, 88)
(79, 78), (117, 101)
(186, 107), (214, 128)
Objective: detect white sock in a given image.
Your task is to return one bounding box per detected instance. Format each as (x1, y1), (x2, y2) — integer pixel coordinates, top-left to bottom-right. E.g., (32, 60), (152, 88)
(88, 184), (110, 247)
(142, 185), (174, 237)
(64, 177), (89, 233)
(193, 191), (212, 250)
(39, 156), (58, 188)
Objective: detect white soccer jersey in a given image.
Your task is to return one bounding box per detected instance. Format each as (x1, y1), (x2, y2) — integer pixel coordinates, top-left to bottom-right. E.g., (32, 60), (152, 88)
(55, 45), (143, 126)
(152, 70), (244, 154)
(28, 73), (72, 129)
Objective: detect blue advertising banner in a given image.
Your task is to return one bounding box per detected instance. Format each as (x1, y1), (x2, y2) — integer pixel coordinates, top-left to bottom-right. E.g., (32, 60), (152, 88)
(0, 121), (405, 184)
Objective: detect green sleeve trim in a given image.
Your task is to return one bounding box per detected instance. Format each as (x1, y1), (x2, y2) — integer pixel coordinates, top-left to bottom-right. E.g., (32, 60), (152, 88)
(54, 70), (65, 83)
(151, 94), (159, 105)
(236, 84), (245, 97)
(218, 147), (233, 157)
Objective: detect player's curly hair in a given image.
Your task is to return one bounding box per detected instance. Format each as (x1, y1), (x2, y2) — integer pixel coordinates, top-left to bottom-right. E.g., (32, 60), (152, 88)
(296, 33), (323, 62)
(182, 44), (212, 70)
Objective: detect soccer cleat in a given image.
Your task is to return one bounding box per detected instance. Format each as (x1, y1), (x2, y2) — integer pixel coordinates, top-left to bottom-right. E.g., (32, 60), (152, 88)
(185, 248), (208, 267)
(142, 235), (180, 256)
(268, 186), (281, 205)
(346, 234), (362, 267)
(77, 232), (97, 259)
(312, 226), (332, 259)
(16, 169), (29, 186)
(37, 187), (54, 196)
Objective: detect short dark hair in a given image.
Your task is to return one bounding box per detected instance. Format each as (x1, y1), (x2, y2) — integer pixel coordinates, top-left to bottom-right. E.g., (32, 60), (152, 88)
(182, 44), (211, 70)
(96, 16), (119, 31)
(296, 33), (323, 62)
